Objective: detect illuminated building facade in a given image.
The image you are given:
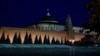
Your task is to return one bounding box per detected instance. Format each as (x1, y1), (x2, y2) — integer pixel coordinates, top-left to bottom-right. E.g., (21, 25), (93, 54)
(0, 9), (85, 44)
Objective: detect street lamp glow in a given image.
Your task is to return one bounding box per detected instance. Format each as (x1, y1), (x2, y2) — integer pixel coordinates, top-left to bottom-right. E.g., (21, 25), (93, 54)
(69, 40), (75, 44)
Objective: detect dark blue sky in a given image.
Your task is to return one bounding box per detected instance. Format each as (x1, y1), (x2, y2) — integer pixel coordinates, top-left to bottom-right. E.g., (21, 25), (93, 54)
(0, 0), (91, 27)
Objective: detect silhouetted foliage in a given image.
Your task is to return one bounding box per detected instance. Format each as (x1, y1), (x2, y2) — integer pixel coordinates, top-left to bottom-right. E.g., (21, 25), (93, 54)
(60, 40), (63, 45)
(65, 40), (72, 45)
(44, 35), (49, 44)
(97, 39), (100, 46)
(84, 0), (100, 33)
(24, 32), (28, 44)
(17, 33), (21, 44)
(0, 38), (1, 43)
(80, 34), (94, 46)
(13, 32), (18, 44)
(5, 35), (10, 44)
(74, 34), (95, 46)
(28, 33), (32, 44)
(51, 37), (56, 44)
(0, 32), (6, 44)
(38, 35), (42, 44)
(47, 36), (50, 44)
(34, 35), (38, 44)
(55, 40), (60, 45)
(74, 41), (81, 46)
(24, 32), (32, 44)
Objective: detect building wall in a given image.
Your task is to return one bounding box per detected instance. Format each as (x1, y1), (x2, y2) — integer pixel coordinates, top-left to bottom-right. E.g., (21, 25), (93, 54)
(36, 24), (65, 31)
(0, 27), (85, 44)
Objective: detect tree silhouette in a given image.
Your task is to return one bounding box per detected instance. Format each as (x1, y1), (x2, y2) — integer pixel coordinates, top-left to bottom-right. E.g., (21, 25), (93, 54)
(98, 39), (100, 45)
(5, 35), (10, 44)
(38, 35), (42, 44)
(74, 41), (81, 46)
(28, 33), (32, 44)
(24, 33), (32, 44)
(55, 40), (60, 45)
(24, 32), (29, 44)
(51, 37), (56, 44)
(44, 35), (49, 44)
(60, 39), (63, 45)
(65, 40), (71, 45)
(47, 36), (50, 44)
(0, 38), (1, 43)
(13, 32), (18, 44)
(82, 0), (100, 42)
(17, 32), (21, 44)
(81, 34), (94, 46)
(34, 35), (38, 44)
(84, 0), (100, 33)
(0, 32), (6, 44)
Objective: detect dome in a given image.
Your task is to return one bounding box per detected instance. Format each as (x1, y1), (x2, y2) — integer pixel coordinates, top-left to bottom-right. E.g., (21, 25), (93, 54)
(39, 9), (59, 24)
(39, 16), (59, 24)
(41, 16), (55, 21)
(27, 9), (65, 32)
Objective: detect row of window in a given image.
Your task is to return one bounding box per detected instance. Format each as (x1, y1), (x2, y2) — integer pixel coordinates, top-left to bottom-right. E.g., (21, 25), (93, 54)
(32, 24), (65, 31)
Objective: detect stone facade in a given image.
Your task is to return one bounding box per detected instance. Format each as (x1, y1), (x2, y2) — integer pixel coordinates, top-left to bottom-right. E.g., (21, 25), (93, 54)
(0, 27), (85, 44)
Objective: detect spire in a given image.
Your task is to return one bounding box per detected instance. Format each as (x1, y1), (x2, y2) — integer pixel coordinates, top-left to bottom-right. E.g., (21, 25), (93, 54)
(67, 15), (71, 20)
(66, 15), (74, 41)
(46, 8), (51, 16)
(66, 15), (73, 28)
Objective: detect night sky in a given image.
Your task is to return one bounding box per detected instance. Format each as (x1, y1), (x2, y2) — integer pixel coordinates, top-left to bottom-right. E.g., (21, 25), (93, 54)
(0, 0), (91, 27)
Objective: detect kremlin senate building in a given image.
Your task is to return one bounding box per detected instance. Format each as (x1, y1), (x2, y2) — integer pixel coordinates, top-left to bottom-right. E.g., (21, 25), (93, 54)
(0, 9), (93, 44)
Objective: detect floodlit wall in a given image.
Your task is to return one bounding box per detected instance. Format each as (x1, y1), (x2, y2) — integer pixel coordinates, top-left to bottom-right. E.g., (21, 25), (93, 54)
(0, 27), (84, 44)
